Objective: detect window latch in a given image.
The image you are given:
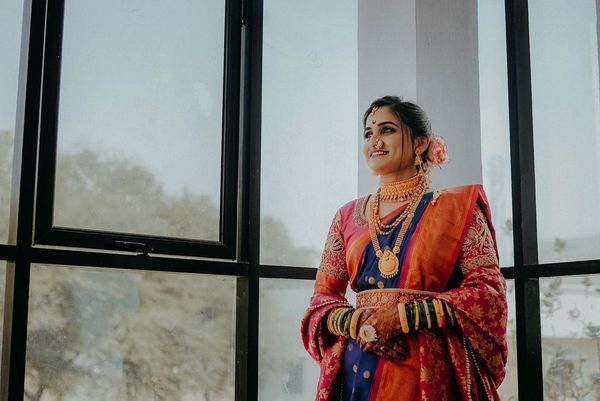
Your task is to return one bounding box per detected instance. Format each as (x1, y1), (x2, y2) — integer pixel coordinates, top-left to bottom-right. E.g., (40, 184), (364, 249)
(114, 240), (154, 256)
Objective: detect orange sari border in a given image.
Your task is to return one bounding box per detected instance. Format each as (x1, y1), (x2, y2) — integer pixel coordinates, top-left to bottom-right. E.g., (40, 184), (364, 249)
(401, 184), (486, 292)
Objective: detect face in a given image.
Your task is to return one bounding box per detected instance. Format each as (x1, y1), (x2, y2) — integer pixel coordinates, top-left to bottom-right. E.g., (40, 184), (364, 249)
(362, 106), (425, 178)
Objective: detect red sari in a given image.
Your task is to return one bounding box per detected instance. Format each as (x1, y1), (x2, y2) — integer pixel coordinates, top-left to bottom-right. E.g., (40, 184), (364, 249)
(301, 184), (508, 401)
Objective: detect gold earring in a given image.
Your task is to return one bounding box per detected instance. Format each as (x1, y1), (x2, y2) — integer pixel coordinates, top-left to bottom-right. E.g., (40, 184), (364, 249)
(414, 153), (423, 170)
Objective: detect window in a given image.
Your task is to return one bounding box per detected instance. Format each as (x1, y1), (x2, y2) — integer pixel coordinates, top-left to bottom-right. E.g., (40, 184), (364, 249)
(0, 0), (24, 244)
(33, 0), (241, 258)
(260, 0), (358, 267)
(26, 264), (236, 401)
(0, 0), (597, 400)
(529, 0), (600, 264)
(540, 275), (600, 401)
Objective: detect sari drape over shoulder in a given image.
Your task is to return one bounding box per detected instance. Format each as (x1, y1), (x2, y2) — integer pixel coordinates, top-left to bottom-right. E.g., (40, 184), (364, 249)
(301, 184), (508, 401)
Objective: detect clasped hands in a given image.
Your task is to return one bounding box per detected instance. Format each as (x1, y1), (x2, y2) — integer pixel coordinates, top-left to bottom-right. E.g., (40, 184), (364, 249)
(355, 307), (410, 364)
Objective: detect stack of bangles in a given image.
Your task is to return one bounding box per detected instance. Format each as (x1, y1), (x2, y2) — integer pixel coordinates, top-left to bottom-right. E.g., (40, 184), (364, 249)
(327, 307), (355, 337)
(327, 298), (455, 339)
(397, 298), (455, 333)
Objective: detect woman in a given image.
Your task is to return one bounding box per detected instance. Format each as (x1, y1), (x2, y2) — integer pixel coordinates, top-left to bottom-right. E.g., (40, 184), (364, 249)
(301, 96), (507, 401)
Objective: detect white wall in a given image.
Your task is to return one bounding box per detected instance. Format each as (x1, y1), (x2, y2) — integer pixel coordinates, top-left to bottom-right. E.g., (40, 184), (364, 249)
(357, 0), (482, 196)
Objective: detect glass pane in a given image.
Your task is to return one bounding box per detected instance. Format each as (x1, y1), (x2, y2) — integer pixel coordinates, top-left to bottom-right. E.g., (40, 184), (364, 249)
(53, 0), (225, 240)
(260, 0), (359, 266)
(260, 0), (513, 268)
(478, 0), (514, 267)
(0, 0), (25, 243)
(530, 0), (600, 263)
(499, 279), (518, 401)
(0, 262), (6, 359)
(26, 264), (236, 400)
(259, 279), (356, 401)
(540, 275), (600, 401)
(259, 280), (318, 400)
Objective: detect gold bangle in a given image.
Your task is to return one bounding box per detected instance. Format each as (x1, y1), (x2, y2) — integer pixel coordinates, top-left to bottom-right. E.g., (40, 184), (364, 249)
(327, 308), (337, 334)
(349, 308), (364, 339)
(438, 300), (447, 328)
(432, 299), (444, 328)
(343, 309), (354, 336)
(330, 308), (341, 335)
(444, 301), (455, 326)
(422, 300), (432, 329)
(337, 308), (352, 335)
(329, 308), (345, 336)
(397, 303), (410, 334)
(431, 299), (441, 328)
(414, 302), (420, 331)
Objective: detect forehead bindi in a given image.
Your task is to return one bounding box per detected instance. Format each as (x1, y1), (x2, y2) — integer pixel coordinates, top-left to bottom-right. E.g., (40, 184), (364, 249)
(366, 107), (401, 129)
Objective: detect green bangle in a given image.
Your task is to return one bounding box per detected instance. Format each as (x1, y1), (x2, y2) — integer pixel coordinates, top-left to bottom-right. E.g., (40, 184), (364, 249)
(337, 308), (353, 336)
(418, 301), (426, 329)
(332, 308), (344, 335)
(407, 302), (414, 330)
(427, 301), (437, 327)
(343, 308), (354, 336)
(337, 308), (347, 335)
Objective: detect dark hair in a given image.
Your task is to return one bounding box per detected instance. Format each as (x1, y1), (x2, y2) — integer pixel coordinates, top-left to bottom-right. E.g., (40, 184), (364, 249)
(363, 96), (432, 138)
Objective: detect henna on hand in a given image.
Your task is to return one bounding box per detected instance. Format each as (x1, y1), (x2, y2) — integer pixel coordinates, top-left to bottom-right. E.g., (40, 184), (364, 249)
(374, 335), (410, 362)
(358, 306), (403, 352)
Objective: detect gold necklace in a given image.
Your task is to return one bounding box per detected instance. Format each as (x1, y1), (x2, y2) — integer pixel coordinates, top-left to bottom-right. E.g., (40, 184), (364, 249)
(372, 173), (429, 234)
(369, 171), (430, 278)
(378, 174), (423, 201)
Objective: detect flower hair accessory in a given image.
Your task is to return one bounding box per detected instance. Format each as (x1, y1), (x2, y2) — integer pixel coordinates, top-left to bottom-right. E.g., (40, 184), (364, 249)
(425, 135), (449, 167)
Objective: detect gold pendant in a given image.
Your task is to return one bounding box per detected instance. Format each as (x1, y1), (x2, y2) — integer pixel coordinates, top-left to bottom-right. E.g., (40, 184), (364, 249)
(378, 249), (399, 278)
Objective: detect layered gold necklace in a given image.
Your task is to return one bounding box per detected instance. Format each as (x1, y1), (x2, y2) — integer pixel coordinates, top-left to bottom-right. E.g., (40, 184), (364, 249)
(369, 171), (431, 278)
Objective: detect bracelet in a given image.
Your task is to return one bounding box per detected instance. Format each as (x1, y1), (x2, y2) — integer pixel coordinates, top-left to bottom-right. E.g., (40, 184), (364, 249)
(331, 308), (342, 335)
(327, 308), (337, 333)
(339, 308), (353, 336)
(444, 301), (455, 326)
(413, 302), (420, 331)
(422, 299), (432, 329)
(328, 307), (353, 336)
(435, 298), (446, 328)
(397, 303), (410, 334)
(439, 299), (447, 328)
(342, 308), (354, 336)
(417, 301), (425, 329)
(349, 308), (364, 339)
(432, 299), (444, 328)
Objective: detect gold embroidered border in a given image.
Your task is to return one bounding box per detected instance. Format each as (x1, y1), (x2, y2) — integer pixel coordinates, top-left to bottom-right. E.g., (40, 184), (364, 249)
(459, 254), (499, 275)
(352, 195), (369, 227)
(356, 288), (439, 308)
(317, 264), (349, 280)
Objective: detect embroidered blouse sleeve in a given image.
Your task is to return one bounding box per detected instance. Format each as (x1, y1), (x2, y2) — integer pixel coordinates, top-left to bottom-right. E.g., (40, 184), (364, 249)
(314, 208), (349, 297)
(457, 204), (500, 276)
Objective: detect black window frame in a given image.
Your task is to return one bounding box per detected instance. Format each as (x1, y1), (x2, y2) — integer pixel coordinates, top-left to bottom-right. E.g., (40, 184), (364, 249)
(0, 1), (598, 401)
(33, 0), (243, 259)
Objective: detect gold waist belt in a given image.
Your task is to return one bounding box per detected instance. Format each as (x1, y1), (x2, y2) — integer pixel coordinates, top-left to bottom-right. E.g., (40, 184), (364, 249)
(356, 288), (438, 309)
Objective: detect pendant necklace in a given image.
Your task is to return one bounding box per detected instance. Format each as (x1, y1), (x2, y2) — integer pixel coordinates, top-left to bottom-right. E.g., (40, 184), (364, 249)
(369, 172), (429, 278)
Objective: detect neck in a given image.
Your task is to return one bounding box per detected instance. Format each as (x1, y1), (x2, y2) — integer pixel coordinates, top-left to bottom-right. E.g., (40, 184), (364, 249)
(379, 168), (418, 184)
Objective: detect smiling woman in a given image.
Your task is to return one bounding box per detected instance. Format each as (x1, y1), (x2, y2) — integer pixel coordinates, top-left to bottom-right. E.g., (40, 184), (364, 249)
(301, 96), (508, 401)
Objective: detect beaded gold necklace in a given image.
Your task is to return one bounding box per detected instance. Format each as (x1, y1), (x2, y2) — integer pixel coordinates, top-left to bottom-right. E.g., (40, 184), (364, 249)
(369, 171), (430, 278)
